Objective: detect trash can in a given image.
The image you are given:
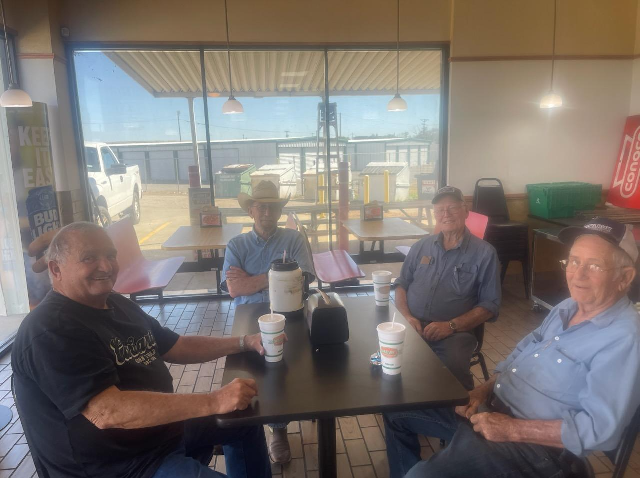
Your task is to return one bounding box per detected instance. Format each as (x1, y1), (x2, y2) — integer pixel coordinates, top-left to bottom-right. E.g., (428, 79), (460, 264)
(214, 164), (255, 198)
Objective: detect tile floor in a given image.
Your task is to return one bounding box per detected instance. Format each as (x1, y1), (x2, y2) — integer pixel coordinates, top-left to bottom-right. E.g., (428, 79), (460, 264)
(0, 278), (637, 477)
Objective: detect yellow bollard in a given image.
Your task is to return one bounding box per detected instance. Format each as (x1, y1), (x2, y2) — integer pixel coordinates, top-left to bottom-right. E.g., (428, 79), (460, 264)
(318, 173), (325, 204)
(318, 173), (326, 218)
(384, 170), (390, 203)
(363, 175), (370, 204)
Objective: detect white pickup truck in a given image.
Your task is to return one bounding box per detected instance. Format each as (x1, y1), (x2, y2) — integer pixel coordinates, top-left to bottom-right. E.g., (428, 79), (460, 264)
(85, 142), (142, 225)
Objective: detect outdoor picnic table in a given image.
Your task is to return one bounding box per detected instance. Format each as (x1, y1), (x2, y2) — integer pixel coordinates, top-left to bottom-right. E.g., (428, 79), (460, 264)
(216, 297), (469, 478)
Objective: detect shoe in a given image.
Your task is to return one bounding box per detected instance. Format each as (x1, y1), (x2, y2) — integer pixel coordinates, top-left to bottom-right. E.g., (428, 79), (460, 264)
(266, 426), (292, 464)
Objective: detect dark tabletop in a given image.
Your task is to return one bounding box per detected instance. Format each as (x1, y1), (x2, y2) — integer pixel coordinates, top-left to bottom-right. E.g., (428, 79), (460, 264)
(215, 297), (469, 427)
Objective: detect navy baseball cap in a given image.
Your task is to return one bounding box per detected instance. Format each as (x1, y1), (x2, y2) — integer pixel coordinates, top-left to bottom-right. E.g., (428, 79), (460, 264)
(558, 217), (639, 262)
(432, 186), (465, 204)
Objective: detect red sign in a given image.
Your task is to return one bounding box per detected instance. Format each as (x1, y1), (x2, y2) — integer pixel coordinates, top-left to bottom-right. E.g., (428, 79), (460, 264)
(607, 115), (640, 209)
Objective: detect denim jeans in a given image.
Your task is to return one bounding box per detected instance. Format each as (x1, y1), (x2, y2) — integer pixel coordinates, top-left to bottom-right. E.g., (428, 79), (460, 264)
(152, 415), (271, 478)
(421, 327), (477, 391)
(384, 408), (568, 478)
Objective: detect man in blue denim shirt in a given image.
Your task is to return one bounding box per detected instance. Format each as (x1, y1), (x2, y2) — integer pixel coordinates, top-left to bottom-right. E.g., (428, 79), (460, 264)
(222, 180), (314, 465)
(385, 218), (639, 478)
(394, 186), (501, 390)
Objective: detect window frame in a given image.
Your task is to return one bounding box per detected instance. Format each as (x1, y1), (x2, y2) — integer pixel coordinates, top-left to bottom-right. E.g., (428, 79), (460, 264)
(67, 42), (450, 234)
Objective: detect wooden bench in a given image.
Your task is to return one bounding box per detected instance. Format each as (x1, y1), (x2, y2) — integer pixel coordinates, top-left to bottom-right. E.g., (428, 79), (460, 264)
(287, 213), (365, 291)
(106, 218), (184, 301)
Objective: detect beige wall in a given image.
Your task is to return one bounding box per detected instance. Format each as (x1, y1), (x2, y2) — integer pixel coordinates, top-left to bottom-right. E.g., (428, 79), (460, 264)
(60, 0), (451, 44)
(451, 0), (638, 57)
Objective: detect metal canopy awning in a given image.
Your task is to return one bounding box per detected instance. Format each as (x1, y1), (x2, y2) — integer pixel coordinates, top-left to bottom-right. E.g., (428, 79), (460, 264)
(105, 50), (441, 98)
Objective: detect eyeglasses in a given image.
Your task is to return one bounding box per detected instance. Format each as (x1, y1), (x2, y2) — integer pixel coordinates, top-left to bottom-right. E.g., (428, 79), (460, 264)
(434, 204), (464, 216)
(251, 202), (282, 214)
(559, 259), (618, 274)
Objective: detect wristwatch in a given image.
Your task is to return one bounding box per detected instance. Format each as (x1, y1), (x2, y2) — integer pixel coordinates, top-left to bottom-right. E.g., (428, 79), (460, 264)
(239, 334), (246, 352)
(448, 321), (458, 332)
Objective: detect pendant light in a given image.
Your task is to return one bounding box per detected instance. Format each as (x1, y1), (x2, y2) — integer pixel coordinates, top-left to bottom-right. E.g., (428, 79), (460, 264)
(387, 0), (407, 112)
(540, 0), (562, 109)
(0, 0), (31, 108)
(221, 0), (243, 114)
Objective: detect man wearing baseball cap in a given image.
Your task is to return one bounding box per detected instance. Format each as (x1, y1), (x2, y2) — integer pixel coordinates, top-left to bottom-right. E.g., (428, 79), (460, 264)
(222, 180), (315, 464)
(392, 185), (501, 391)
(386, 217), (639, 478)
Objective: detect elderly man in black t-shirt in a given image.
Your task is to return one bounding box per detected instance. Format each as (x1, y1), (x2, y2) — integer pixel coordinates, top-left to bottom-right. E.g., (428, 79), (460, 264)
(12, 222), (271, 478)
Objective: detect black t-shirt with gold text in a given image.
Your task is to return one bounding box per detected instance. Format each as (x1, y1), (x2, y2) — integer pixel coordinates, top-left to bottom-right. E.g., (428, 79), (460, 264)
(12, 291), (182, 478)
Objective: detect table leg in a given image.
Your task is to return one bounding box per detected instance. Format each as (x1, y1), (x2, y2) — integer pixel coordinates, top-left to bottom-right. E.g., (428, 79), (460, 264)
(317, 417), (337, 478)
(214, 249), (221, 294)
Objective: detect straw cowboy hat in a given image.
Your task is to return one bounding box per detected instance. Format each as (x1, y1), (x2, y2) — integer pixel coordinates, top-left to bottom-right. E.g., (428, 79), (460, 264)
(238, 180), (290, 212)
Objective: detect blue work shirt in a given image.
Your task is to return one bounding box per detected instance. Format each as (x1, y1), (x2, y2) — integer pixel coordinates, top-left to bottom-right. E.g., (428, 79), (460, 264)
(394, 228), (501, 322)
(221, 227), (315, 306)
(494, 296), (640, 456)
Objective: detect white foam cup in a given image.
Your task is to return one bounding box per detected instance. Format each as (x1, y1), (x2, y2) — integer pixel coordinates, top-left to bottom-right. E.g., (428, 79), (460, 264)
(376, 322), (406, 375)
(372, 270), (393, 307)
(258, 313), (286, 363)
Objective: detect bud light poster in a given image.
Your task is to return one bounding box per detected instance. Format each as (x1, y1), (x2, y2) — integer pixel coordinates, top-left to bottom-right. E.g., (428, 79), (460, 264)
(607, 115), (640, 209)
(8, 102), (60, 308)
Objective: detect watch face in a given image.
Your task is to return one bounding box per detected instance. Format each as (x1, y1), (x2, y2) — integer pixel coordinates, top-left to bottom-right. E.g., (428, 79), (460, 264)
(449, 321), (457, 330)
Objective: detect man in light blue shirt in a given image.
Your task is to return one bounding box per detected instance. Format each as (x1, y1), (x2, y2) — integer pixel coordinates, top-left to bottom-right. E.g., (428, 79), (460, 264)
(385, 217), (639, 478)
(394, 186), (501, 390)
(222, 181), (314, 305)
(221, 180), (314, 465)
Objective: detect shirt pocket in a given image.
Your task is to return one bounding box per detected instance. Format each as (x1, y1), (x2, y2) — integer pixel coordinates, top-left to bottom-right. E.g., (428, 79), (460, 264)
(530, 347), (587, 398)
(408, 263), (435, 312)
(452, 263), (478, 296)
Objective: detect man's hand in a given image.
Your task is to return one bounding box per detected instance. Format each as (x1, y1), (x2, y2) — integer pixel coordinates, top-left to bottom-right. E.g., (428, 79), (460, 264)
(244, 332), (287, 356)
(210, 378), (258, 415)
(244, 333), (265, 355)
(423, 321), (453, 342)
(27, 228), (58, 273)
(406, 316), (423, 335)
(455, 385), (492, 419)
(470, 412), (515, 442)
(226, 266), (251, 282)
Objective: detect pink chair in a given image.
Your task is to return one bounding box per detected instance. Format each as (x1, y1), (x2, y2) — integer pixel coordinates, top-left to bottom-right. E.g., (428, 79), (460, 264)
(105, 218), (184, 300)
(397, 211), (489, 256)
(287, 213), (365, 290)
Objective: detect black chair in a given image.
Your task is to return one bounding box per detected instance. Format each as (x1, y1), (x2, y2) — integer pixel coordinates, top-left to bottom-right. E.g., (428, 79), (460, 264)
(470, 324), (490, 381)
(567, 407), (640, 478)
(11, 375), (50, 477)
(472, 178), (530, 298)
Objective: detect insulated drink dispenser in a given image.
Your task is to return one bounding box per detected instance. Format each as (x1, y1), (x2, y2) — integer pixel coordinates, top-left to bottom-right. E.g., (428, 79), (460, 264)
(268, 259), (304, 315)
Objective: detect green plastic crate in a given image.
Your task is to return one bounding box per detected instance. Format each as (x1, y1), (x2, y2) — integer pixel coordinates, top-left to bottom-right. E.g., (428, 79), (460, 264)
(526, 182), (602, 219)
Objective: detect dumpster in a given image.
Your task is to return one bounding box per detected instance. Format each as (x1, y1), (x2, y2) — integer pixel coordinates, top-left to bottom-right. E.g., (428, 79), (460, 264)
(251, 164), (299, 198)
(214, 164), (255, 198)
(359, 162), (409, 202)
(303, 166), (352, 201)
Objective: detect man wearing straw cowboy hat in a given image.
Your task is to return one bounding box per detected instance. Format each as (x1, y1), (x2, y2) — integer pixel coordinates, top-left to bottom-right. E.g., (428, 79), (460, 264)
(222, 179), (314, 464)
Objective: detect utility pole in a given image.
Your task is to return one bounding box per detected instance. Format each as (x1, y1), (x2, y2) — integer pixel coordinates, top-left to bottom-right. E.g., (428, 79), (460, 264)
(177, 110), (182, 141)
(285, 130), (289, 138)
(420, 118), (428, 138)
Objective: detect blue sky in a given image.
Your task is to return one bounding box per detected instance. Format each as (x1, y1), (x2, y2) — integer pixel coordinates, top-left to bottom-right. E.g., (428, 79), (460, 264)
(75, 51), (440, 143)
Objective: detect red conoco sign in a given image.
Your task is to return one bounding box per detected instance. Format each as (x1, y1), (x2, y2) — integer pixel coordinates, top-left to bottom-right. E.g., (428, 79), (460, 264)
(607, 115), (640, 209)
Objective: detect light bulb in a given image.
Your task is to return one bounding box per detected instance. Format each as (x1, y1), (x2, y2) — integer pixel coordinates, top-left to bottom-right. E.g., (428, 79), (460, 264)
(540, 92), (563, 109)
(222, 96), (244, 114)
(387, 93), (407, 112)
